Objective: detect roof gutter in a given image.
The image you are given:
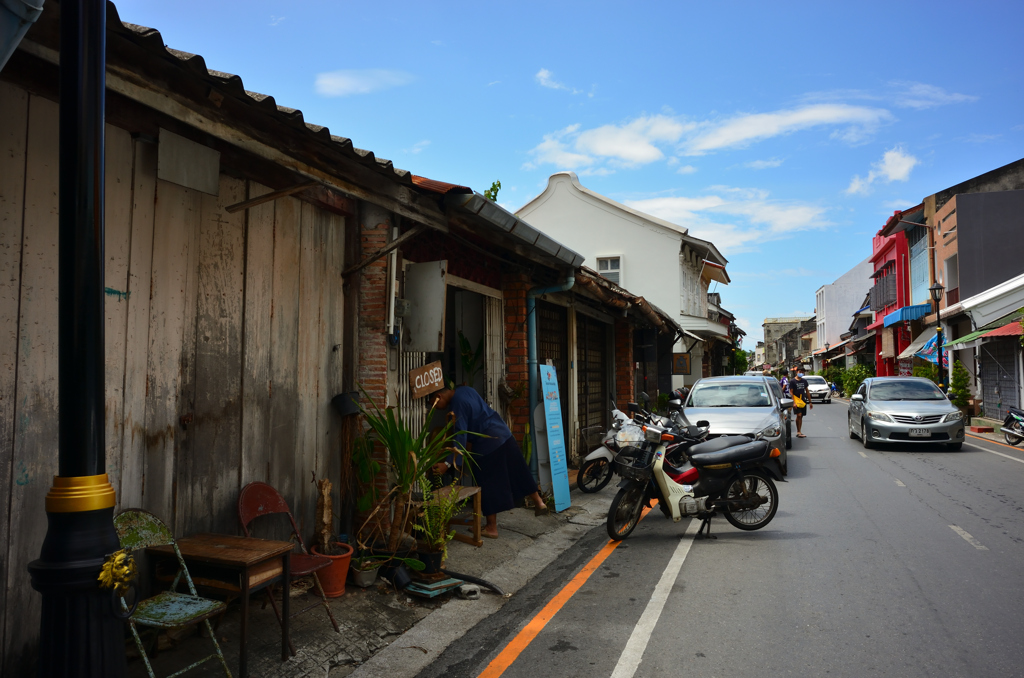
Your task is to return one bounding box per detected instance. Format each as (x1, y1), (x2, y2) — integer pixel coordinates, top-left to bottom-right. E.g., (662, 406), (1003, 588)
(526, 271), (575, 482)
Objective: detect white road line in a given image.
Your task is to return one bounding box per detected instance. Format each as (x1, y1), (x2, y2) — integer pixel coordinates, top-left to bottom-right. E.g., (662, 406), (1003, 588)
(949, 525), (988, 550)
(857, 450), (868, 458)
(967, 443), (1024, 465)
(894, 479), (906, 487)
(610, 521), (697, 678)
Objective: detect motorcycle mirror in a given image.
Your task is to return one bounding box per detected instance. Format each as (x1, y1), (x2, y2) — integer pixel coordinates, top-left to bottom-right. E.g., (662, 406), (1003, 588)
(627, 402), (640, 413)
(667, 399), (681, 410)
(640, 391), (650, 406)
(696, 420), (710, 428)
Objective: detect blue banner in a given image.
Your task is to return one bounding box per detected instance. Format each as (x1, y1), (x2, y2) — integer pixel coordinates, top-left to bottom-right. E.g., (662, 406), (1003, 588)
(916, 332), (948, 368)
(539, 366), (572, 512)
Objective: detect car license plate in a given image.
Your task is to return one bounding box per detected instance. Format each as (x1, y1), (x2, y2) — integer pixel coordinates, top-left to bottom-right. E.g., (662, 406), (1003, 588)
(909, 428), (930, 438)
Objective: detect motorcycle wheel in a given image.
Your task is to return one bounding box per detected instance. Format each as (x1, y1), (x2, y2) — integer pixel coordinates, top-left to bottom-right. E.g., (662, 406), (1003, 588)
(577, 458), (613, 493)
(607, 483), (646, 541)
(722, 473), (778, 531)
(1005, 421), (1023, 446)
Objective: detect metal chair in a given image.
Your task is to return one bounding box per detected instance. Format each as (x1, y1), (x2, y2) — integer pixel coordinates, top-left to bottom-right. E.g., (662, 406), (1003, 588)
(237, 482), (340, 656)
(114, 509), (232, 678)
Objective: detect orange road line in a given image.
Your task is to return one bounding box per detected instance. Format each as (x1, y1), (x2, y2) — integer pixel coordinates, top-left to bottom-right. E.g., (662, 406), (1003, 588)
(477, 502), (657, 678)
(967, 432), (1024, 452)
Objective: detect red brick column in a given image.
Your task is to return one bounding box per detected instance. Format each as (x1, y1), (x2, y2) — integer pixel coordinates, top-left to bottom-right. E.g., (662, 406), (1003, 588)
(502, 271), (530, 442)
(614, 319), (635, 411)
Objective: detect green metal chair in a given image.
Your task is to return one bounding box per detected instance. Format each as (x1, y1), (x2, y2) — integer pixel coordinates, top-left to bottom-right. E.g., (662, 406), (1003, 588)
(114, 509), (232, 678)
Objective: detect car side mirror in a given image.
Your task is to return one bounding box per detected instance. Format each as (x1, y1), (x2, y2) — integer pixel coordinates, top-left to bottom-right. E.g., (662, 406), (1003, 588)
(668, 399), (681, 411)
(851, 394), (864, 402)
(627, 402), (640, 413)
(780, 398), (794, 410)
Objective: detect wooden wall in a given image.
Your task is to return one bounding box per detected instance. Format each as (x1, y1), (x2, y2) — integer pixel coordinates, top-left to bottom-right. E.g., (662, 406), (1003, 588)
(0, 82), (346, 673)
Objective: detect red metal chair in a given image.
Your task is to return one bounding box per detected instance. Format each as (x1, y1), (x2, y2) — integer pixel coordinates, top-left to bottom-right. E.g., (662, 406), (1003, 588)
(238, 482), (340, 655)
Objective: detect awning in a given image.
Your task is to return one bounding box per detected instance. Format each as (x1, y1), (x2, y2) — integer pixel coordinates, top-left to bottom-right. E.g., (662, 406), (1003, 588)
(853, 305), (870, 315)
(898, 330), (933, 360)
(883, 304), (931, 327)
(943, 327), (989, 351)
(980, 322), (1023, 339)
(942, 309), (1024, 349)
(700, 260), (730, 285)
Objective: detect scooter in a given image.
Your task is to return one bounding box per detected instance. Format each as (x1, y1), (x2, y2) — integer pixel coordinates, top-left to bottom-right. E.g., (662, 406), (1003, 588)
(606, 403), (784, 541)
(577, 407), (635, 493)
(1003, 407), (1024, 446)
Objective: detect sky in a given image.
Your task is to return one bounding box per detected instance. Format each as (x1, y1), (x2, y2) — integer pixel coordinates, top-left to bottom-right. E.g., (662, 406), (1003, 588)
(111, 1), (1024, 347)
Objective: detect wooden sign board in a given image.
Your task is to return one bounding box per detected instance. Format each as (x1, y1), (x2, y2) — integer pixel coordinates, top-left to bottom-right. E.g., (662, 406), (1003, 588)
(409, 360), (445, 399)
(671, 353), (691, 375)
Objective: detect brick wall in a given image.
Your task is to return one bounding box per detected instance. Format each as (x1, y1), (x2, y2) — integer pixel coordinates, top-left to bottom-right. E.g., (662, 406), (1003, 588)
(502, 271), (531, 441)
(614, 318), (635, 411)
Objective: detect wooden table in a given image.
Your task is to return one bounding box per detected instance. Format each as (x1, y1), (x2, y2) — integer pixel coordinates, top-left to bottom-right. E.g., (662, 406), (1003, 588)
(148, 533), (293, 677)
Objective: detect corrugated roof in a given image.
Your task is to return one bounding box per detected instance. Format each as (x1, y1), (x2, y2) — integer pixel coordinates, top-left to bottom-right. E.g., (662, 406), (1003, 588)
(411, 176), (472, 195)
(102, 5), (414, 186)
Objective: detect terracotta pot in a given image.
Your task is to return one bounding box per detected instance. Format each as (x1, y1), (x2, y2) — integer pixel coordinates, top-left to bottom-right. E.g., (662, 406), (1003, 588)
(311, 542), (353, 598)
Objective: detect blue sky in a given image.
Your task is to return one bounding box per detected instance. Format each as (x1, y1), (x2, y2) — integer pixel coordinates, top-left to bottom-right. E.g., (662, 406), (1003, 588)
(112, 1), (1024, 347)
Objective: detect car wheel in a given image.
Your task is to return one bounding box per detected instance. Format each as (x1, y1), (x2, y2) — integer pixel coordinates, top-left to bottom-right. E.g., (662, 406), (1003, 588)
(826, 399), (831, 404)
(946, 442), (963, 451)
(861, 419), (875, 450)
(785, 422), (792, 449)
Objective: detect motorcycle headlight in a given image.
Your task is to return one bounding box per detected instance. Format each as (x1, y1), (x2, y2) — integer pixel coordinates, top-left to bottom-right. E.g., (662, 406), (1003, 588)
(866, 411), (893, 423)
(756, 423), (781, 439)
(943, 410), (963, 423)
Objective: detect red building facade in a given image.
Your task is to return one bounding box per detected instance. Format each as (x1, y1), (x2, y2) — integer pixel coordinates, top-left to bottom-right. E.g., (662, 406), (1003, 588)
(867, 219), (912, 377)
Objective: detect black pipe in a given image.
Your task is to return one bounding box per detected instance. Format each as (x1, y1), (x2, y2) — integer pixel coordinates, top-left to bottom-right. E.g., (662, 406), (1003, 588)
(440, 569), (507, 597)
(28, 1), (125, 675)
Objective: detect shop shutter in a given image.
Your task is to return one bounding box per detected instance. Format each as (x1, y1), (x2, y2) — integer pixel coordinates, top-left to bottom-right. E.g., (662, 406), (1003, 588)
(576, 313), (609, 448)
(980, 339), (1020, 421)
(880, 328), (895, 358)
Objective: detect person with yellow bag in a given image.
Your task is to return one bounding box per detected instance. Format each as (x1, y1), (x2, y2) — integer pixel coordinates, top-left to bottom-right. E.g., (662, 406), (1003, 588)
(790, 369), (813, 438)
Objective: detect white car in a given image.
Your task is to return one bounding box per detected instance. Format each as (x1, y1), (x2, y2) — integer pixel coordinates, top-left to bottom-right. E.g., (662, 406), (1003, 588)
(804, 375), (831, 404)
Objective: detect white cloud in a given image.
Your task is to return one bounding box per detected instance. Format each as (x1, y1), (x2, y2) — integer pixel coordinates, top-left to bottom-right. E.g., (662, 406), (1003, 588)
(487, 80), (501, 86)
(269, 15), (285, 26)
(522, 124), (593, 170)
(575, 115), (691, 166)
(676, 165), (698, 175)
(315, 69), (414, 96)
(625, 188), (829, 254)
(536, 68), (580, 94)
(846, 146), (919, 195)
(684, 104), (891, 155)
(744, 158), (784, 170)
(404, 140), (430, 154)
(890, 81), (977, 109)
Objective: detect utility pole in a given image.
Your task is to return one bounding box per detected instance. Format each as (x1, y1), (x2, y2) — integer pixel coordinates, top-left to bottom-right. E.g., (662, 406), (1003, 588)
(27, 1), (126, 675)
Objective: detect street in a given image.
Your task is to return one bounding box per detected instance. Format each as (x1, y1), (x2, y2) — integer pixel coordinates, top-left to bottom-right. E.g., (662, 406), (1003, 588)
(417, 401), (1024, 678)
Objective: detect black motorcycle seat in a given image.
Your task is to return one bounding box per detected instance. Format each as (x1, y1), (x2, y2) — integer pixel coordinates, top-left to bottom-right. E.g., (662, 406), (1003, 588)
(686, 435), (751, 456)
(690, 439), (769, 466)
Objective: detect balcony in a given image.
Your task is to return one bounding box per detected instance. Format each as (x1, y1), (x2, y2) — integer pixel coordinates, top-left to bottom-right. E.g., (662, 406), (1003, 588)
(946, 287), (959, 306)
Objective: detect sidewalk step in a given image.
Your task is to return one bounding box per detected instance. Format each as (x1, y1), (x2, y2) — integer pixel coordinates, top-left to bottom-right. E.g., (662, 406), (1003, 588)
(970, 425), (994, 433)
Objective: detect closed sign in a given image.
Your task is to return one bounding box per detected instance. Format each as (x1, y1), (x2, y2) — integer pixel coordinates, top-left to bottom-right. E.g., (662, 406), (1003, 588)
(409, 361), (445, 399)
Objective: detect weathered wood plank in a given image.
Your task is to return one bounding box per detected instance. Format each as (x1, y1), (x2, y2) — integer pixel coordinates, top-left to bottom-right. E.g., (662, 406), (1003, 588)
(143, 180), (200, 525)
(294, 202), (322, 533)
(119, 140), (157, 511)
(0, 80), (29, 675)
(102, 125), (135, 497)
(324, 213), (346, 532)
(240, 182), (274, 488)
(268, 196), (300, 509)
(4, 94), (59, 674)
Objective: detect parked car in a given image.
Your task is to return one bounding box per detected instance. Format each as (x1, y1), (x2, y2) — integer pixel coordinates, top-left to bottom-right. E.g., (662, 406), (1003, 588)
(847, 377), (966, 451)
(683, 376), (793, 475)
(804, 375), (832, 404)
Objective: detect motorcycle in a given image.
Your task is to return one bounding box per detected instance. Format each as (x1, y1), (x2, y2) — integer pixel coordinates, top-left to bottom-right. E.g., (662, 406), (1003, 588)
(1003, 407), (1024, 446)
(606, 400), (784, 541)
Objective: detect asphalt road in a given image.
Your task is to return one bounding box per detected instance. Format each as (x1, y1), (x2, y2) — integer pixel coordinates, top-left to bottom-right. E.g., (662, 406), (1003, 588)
(417, 401), (1024, 678)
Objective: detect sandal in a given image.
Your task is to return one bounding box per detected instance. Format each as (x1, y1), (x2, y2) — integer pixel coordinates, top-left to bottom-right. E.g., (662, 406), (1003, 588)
(796, 433), (806, 438)
(534, 505), (550, 516)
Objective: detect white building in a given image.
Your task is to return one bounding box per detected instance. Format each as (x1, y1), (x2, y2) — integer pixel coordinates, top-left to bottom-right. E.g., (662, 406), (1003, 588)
(814, 256), (874, 351)
(517, 172), (729, 387)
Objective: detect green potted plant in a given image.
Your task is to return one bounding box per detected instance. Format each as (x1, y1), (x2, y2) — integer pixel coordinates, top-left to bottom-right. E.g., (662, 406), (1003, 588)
(414, 481), (470, 574)
(948, 360), (972, 425)
(349, 556), (385, 588)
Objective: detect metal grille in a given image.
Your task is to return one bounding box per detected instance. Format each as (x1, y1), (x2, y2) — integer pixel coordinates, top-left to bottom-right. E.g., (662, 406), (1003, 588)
(576, 312), (608, 436)
(892, 414), (943, 424)
(981, 339), (1020, 421)
(537, 301), (569, 429)
(397, 349), (429, 438)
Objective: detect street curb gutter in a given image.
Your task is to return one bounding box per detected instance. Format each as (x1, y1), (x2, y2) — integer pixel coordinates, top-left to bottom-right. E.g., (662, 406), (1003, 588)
(348, 497), (612, 678)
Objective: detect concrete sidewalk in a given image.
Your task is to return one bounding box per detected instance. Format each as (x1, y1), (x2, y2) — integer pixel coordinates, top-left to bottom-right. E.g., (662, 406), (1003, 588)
(127, 487), (614, 678)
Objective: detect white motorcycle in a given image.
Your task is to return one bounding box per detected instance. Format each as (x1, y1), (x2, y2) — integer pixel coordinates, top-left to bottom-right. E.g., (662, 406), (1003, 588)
(576, 407), (636, 493)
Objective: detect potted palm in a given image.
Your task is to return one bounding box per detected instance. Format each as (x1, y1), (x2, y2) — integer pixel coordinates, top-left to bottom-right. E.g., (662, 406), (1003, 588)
(414, 481), (470, 573)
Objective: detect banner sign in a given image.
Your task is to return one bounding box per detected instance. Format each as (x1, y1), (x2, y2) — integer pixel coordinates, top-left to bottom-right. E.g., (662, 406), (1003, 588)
(409, 360), (444, 399)
(671, 353), (691, 375)
(916, 333), (948, 368)
(539, 365), (572, 512)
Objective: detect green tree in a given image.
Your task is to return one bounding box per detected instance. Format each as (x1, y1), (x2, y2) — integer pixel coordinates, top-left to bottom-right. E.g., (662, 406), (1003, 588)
(842, 364), (874, 397)
(731, 347), (748, 373)
(948, 360), (972, 409)
(483, 180), (501, 202)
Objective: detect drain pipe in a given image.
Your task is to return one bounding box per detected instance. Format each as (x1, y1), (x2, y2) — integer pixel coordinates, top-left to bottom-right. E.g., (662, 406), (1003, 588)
(527, 271), (575, 480)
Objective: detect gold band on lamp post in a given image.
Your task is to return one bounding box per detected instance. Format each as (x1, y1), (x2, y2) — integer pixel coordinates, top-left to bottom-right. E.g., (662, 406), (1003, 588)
(45, 474), (117, 513)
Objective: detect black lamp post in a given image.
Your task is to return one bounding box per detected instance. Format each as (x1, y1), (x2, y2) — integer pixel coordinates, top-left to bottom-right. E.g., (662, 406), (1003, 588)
(26, 1), (127, 676)
(929, 281), (946, 391)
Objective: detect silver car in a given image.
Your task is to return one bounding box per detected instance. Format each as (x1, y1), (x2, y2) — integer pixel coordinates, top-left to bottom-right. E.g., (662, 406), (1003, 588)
(848, 377), (966, 450)
(804, 375), (832, 404)
(683, 376), (792, 476)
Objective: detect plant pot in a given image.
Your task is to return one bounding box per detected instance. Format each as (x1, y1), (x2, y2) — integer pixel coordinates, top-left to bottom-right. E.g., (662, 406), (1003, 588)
(311, 542), (353, 598)
(350, 565), (379, 588)
(417, 550), (444, 574)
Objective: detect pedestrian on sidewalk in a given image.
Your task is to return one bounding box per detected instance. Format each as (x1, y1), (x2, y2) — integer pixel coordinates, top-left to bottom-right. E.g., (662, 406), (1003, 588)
(790, 370), (813, 437)
(430, 386), (549, 539)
